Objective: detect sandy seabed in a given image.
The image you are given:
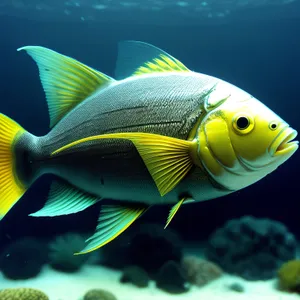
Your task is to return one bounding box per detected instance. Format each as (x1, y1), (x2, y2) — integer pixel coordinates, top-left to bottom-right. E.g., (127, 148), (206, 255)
(0, 265), (299, 300)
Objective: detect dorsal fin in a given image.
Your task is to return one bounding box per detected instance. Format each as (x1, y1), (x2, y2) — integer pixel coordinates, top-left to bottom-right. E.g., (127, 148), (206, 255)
(18, 46), (114, 128)
(115, 40), (190, 80)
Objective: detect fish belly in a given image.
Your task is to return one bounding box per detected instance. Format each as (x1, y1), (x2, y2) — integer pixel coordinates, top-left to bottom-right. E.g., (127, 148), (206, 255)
(40, 138), (230, 205)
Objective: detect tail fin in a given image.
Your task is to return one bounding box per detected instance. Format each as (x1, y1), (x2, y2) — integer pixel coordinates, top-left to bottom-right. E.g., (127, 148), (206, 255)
(0, 113), (28, 220)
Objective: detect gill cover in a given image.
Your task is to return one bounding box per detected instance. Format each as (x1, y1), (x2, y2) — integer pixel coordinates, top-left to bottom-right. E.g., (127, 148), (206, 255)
(204, 118), (237, 169)
(203, 84), (231, 112)
(193, 82), (237, 177)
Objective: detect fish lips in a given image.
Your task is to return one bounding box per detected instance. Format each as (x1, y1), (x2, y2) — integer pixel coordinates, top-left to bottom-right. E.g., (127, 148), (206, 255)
(269, 126), (299, 157)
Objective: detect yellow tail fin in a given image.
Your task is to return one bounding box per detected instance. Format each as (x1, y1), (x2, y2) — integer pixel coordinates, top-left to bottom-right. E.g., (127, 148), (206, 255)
(0, 113), (27, 220)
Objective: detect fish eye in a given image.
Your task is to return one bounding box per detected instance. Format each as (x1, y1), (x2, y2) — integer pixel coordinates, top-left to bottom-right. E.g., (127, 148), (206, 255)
(233, 113), (254, 134)
(269, 121), (278, 131)
(236, 116), (250, 130)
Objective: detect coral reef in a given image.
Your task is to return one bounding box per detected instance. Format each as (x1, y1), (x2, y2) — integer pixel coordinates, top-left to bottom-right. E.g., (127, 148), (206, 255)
(120, 265), (149, 288)
(83, 289), (117, 300)
(0, 288), (49, 300)
(97, 234), (131, 269)
(100, 223), (183, 276)
(49, 232), (89, 272)
(155, 260), (189, 294)
(127, 224), (183, 275)
(205, 216), (296, 280)
(100, 223), (185, 294)
(0, 237), (47, 280)
(277, 260), (300, 292)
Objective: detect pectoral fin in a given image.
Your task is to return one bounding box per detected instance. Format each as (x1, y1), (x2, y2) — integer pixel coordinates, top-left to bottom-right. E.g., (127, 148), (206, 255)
(52, 132), (198, 196)
(30, 180), (100, 217)
(76, 204), (148, 254)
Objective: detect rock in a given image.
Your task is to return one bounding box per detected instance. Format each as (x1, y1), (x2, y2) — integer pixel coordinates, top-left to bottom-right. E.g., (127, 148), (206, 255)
(182, 256), (223, 287)
(228, 282), (245, 293)
(120, 265), (149, 288)
(156, 260), (189, 294)
(83, 289), (117, 300)
(0, 237), (47, 280)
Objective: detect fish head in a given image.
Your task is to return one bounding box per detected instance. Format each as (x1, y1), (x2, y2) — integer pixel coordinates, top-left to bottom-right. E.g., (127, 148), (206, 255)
(197, 80), (298, 190)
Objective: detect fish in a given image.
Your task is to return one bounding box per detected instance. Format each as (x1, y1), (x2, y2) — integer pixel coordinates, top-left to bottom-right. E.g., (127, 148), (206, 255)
(0, 41), (298, 254)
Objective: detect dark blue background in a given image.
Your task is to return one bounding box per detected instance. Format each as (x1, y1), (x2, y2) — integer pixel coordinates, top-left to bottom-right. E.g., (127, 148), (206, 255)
(0, 14), (299, 248)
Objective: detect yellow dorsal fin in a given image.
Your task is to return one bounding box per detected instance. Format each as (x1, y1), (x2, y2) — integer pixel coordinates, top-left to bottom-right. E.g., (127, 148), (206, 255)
(134, 54), (190, 76)
(18, 46), (114, 127)
(51, 132), (199, 196)
(114, 41), (190, 79)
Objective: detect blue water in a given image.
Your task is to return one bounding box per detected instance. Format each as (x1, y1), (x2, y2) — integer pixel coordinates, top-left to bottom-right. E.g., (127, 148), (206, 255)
(0, 1), (299, 297)
(1, 0), (299, 25)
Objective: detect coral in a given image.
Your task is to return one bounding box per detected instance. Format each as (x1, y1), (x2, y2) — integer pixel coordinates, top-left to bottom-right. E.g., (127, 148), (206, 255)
(83, 289), (117, 300)
(49, 232), (89, 272)
(156, 260), (189, 294)
(277, 260), (300, 292)
(181, 255), (223, 287)
(120, 265), (149, 288)
(205, 216), (296, 280)
(97, 233), (131, 269)
(99, 223), (183, 275)
(0, 237), (47, 280)
(127, 224), (183, 275)
(98, 223), (183, 275)
(0, 288), (49, 300)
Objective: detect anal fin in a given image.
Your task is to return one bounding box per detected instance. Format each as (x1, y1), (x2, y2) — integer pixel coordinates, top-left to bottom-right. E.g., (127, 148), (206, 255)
(30, 180), (100, 217)
(165, 197), (191, 229)
(75, 204), (148, 255)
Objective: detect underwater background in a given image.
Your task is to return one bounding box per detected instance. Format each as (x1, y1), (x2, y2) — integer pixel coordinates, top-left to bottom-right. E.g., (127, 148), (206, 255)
(0, 0), (300, 299)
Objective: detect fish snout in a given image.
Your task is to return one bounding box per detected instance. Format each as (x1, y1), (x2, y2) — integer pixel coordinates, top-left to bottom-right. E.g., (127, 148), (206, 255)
(270, 126), (298, 157)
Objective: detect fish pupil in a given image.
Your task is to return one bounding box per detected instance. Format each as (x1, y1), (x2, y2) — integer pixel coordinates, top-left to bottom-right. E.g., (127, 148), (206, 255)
(237, 116), (249, 130)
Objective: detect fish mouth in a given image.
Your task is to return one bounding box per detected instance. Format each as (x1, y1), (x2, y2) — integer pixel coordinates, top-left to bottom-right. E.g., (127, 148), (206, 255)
(270, 127), (299, 157)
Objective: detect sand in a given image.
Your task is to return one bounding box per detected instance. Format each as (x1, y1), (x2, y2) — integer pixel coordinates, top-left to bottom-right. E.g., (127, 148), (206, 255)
(0, 264), (299, 300)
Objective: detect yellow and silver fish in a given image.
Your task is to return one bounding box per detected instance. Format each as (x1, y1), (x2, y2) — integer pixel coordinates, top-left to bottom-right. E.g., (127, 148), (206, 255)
(0, 41), (298, 254)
